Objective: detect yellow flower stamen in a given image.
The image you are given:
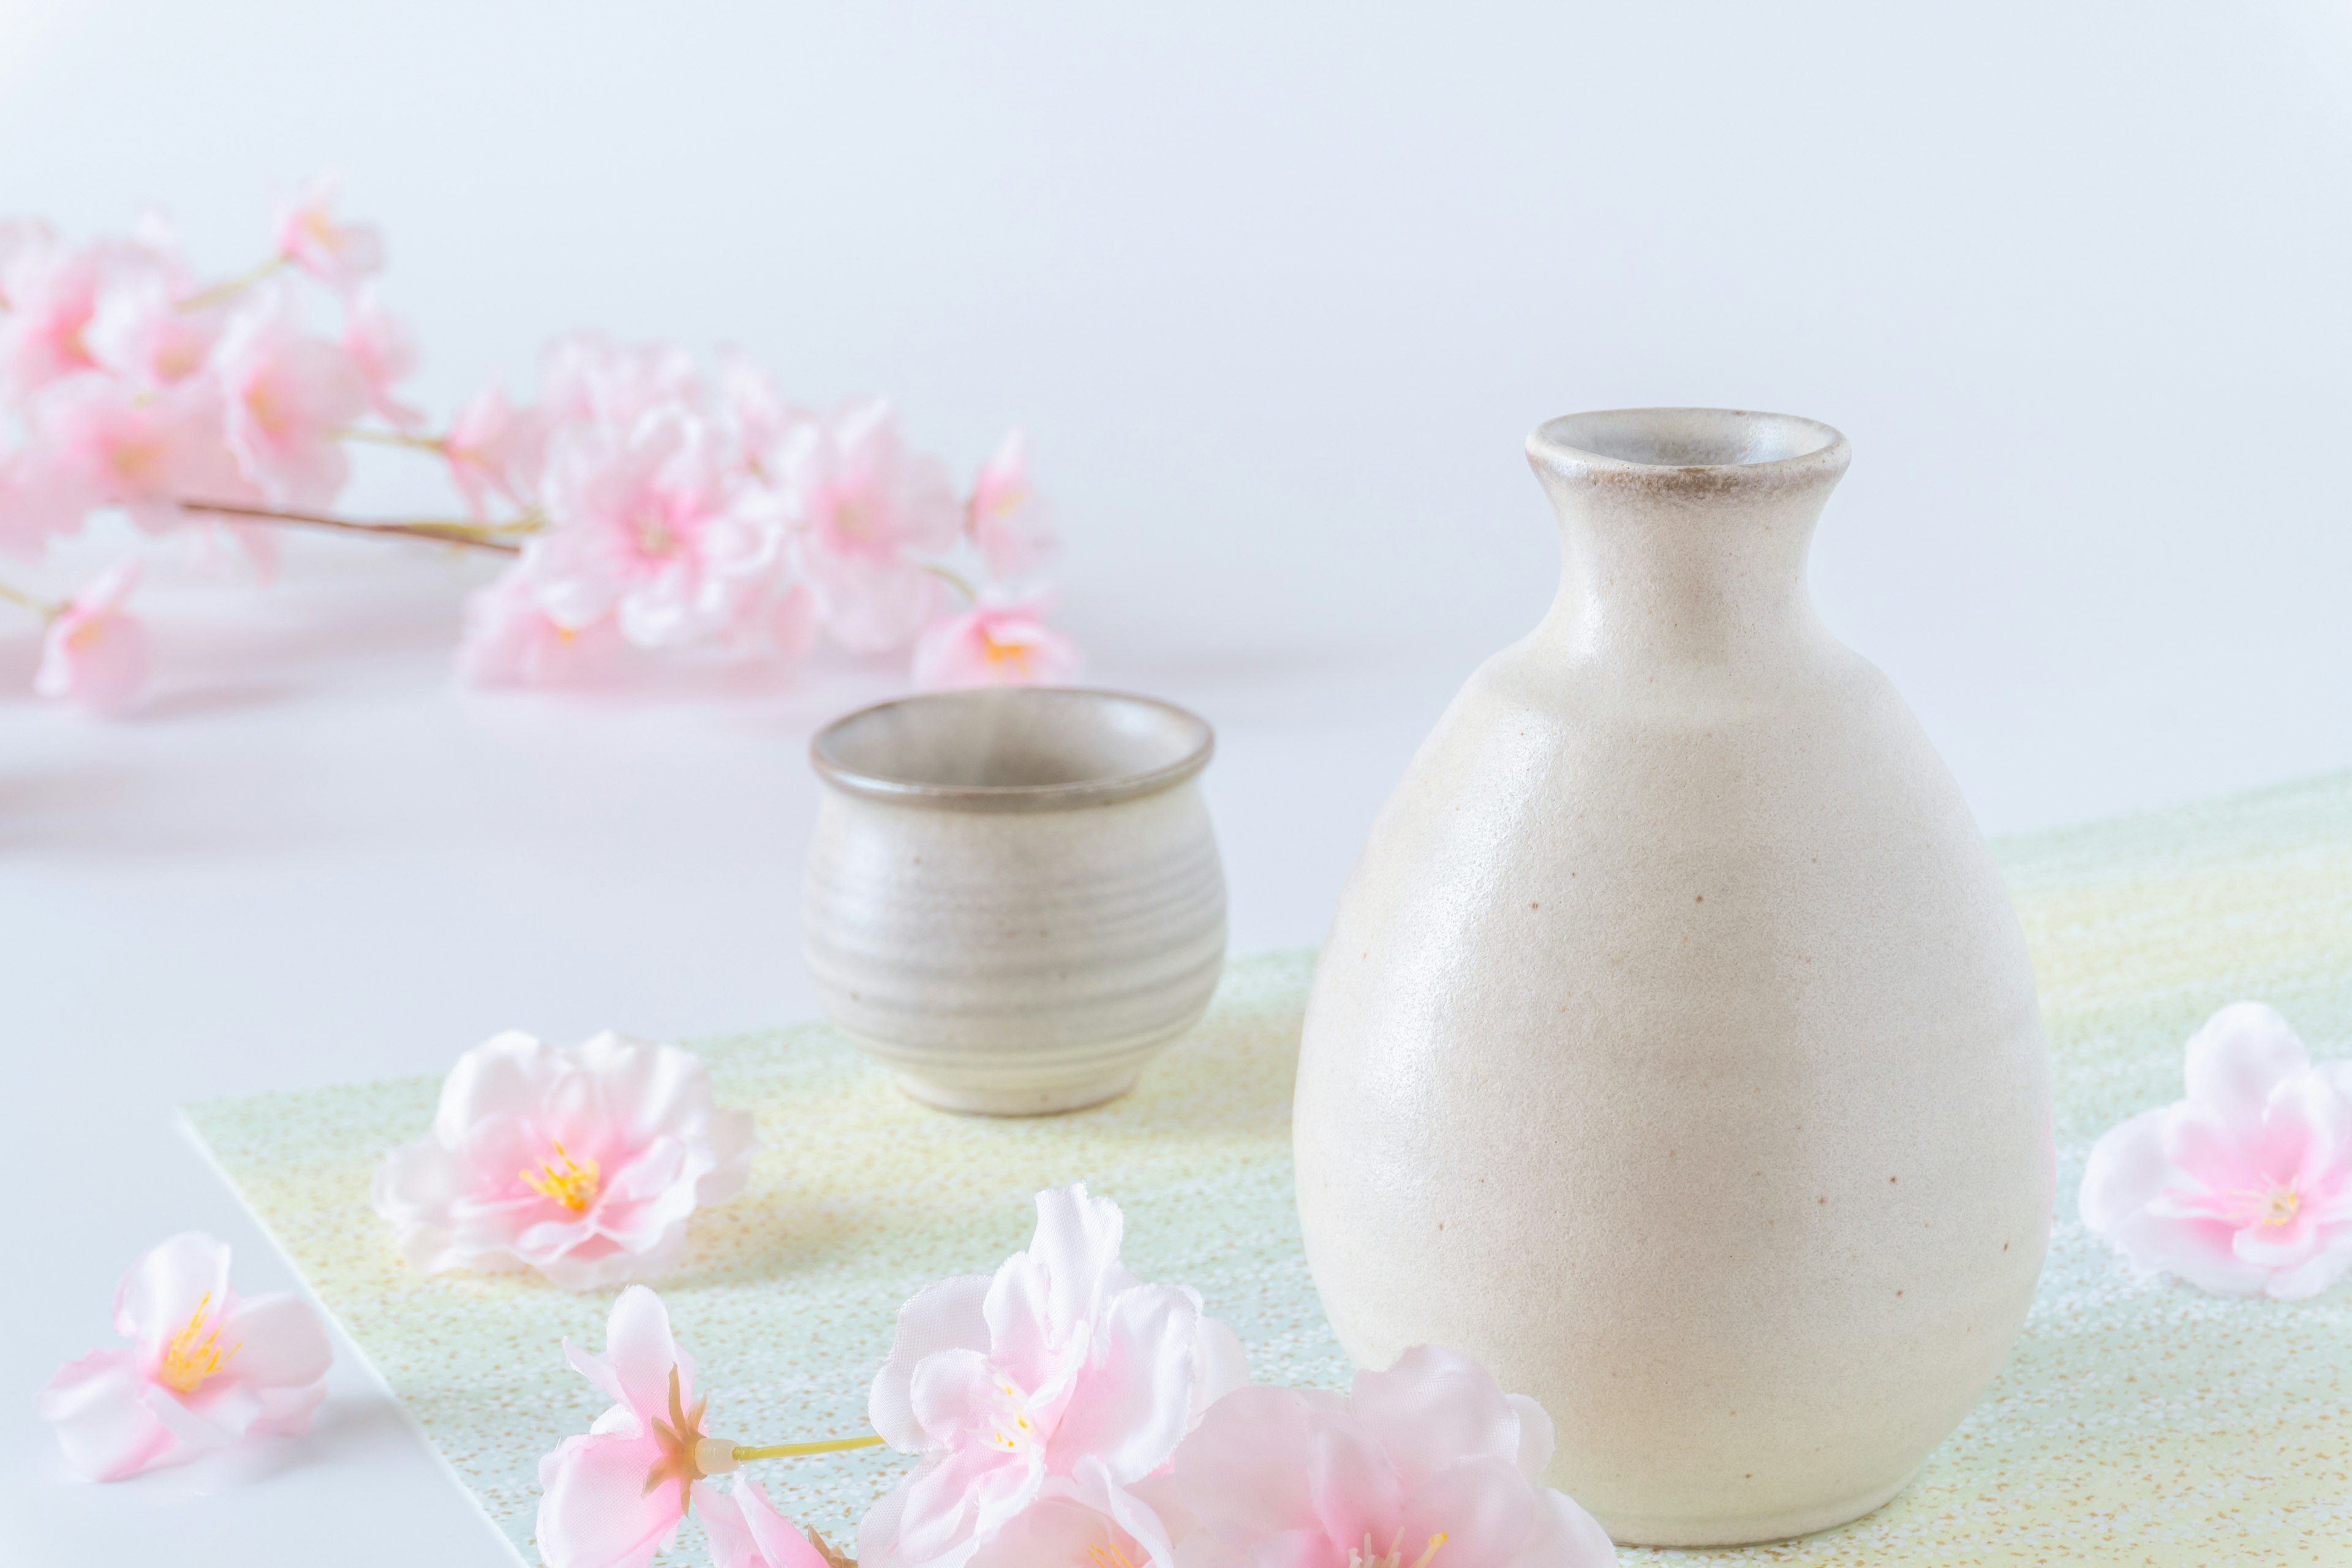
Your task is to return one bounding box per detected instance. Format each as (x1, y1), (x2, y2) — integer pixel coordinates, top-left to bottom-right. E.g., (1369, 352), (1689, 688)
(159, 1293), (240, 1395)
(1349, 1530), (1449, 1568)
(982, 631), (1033, 676)
(1085, 1545), (1139, 1568)
(519, 1140), (600, 1211)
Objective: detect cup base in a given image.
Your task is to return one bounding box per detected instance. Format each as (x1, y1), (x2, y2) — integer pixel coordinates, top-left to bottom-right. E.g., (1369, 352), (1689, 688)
(889, 1068), (1143, 1117)
(1596, 1467), (1916, 1547)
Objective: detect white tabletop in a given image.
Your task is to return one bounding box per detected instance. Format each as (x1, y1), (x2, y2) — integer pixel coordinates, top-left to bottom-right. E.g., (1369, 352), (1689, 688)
(7, 2), (2352, 1563)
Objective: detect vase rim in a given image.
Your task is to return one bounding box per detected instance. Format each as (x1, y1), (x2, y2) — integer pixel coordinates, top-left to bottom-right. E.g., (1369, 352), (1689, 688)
(811, 686), (1215, 813)
(1528, 408), (1850, 488)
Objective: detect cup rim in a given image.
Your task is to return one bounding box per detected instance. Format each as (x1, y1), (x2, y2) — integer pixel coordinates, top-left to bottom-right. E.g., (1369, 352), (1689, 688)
(809, 686), (1216, 813)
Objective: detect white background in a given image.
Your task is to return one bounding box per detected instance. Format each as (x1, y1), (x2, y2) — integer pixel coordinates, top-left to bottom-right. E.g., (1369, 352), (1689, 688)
(4, 2), (2350, 1562)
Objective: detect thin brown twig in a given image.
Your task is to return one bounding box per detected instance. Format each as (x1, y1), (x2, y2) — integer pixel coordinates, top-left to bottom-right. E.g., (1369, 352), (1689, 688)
(178, 499), (525, 556)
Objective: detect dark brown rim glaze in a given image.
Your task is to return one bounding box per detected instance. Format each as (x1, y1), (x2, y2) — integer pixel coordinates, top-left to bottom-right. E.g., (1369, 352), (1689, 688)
(810, 687), (1216, 813)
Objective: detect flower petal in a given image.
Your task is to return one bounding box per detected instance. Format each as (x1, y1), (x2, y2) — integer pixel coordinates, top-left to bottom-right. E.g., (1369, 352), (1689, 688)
(1049, 1283), (1202, 1483)
(535, 1428), (683, 1568)
(2079, 1106), (2175, 1234)
(2183, 1002), (2309, 1133)
(114, 1231), (233, 1362)
(1174, 1385), (1329, 1543)
(1351, 1345), (1524, 1492)
(872, 1273), (993, 1452)
(214, 1291), (333, 1392)
(34, 1348), (176, 1481)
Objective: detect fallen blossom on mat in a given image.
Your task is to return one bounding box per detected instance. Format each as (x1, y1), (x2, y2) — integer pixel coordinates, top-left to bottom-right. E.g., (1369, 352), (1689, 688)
(2081, 1001), (2352, 1299)
(1171, 1344), (1617, 1568)
(34, 1231), (331, 1481)
(858, 1184), (1247, 1568)
(372, 1029), (755, 1289)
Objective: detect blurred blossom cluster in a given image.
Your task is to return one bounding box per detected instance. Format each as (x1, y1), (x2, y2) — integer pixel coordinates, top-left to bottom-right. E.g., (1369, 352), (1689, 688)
(0, 176), (1080, 712)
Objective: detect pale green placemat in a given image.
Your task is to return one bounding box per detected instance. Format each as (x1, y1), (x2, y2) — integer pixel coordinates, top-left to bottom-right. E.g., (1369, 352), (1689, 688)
(184, 771), (2352, 1566)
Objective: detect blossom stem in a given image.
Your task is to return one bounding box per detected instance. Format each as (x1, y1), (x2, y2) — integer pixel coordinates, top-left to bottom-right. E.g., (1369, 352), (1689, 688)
(176, 499), (525, 555)
(176, 255), (292, 313)
(729, 1434), (888, 1461)
(922, 562), (979, 605)
(337, 426), (450, 453)
(0, 577), (62, 618)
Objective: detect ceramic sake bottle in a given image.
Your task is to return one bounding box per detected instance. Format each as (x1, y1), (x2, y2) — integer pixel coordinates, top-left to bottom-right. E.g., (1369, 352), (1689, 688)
(1294, 409), (2052, 1547)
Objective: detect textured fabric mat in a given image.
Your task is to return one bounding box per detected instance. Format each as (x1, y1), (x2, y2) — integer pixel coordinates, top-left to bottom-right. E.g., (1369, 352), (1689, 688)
(184, 770), (2352, 1566)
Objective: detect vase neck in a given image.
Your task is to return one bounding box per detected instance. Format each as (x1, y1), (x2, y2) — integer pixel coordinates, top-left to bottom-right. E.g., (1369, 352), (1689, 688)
(1524, 409), (1850, 668)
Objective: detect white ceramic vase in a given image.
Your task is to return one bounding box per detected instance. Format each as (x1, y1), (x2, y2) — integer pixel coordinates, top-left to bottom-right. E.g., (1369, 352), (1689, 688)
(807, 687), (1226, 1115)
(1294, 409), (2052, 1546)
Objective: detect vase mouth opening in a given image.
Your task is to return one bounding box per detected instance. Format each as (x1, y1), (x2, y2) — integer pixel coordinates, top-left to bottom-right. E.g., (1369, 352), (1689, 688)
(1529, 408), (1849, 481)
(812, 687), (1215, 813)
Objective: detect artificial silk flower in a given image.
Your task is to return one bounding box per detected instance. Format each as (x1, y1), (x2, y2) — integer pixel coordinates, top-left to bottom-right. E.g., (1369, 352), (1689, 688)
(371, 1029), (755, 1289)
(542, 333), (706, 434)
(272, 172), (385, 289)
(344, 284), (425, 431)
(36, 372), (248, 532)
(0, 227), (103, 397)
(529, 404), (778, 649)
(1171, 1346), (1616, 1568)
(85, 267), (224, 390)
(911, 592), (1081, 690)
(964, 431), (1057, 583)
(538, 1286), (741, 1568)
(858, 1185), (1248, 1568)
(2081, 1001), (2352, 1300)
(775, 398), (960, 654)
(443, 380), (550, 517)
(703, 1475), (846, 1568)
(457, 567), (631, 688)
(214, 285), (369, 507)
(36, 560), (149, 712)
(538, 1288), (873, 1568)
(34, 1232), (331, 1481)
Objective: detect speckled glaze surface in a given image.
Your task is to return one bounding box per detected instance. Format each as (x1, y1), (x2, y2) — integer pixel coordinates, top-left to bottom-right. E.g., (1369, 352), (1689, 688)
(805, 688), (1226, 1115)
(1294, 410), (2055, 1545)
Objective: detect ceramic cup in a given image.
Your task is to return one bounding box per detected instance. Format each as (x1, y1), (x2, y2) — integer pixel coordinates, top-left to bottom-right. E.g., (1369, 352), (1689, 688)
(806, 687), (1226, 1115)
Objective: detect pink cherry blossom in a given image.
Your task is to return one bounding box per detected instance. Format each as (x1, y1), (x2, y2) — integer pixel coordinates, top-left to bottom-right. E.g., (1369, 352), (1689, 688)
(2081, 1001), (2352, 1300)
(858, 1185), (1246, 1568)
(965, 431), (1057, 582)
(272, 172), (385, 289)
(0, 227), (103, 397)
(967, 1471), (1193, 1568)
(213, 286), (368, 507)
(457, 566), (631, 688)
(85, 270), (223, 390)
(36, 373), (249, 532)
(527, 405), (778, 648)
(36, 561), (149, 712)
(703, 1475), (843, 1568)
(371, 1028), (756, 1289)
(1171, 1346), (1616, 1568)
(0, 443), (94, 557)
(717, 352), (808, 474)
(344, 284), (424, 431)
(774, 398), (959, 653)
(911, 592), (1081, 690)
(445, 382), (550, 517)
(543, 333), (707, 434)
(537, 1286), (747, 1568)
(34, 1232), (331, 1482)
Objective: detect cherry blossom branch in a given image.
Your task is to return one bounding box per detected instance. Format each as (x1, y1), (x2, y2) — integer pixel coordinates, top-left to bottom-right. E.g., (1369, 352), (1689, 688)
(337, 426), (448, 453)
(729, 1435), (886, 1461)
(922, 560), (979, 605)
(0, 578), (62, 619)
(176, 499), (526, 555)
(175, 254), (291, 313)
